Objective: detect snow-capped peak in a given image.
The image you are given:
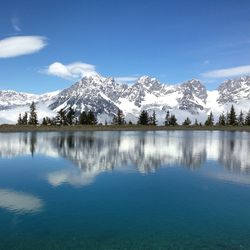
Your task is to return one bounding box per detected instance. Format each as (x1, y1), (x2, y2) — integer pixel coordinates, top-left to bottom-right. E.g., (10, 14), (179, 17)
(217, 75), (250, 104)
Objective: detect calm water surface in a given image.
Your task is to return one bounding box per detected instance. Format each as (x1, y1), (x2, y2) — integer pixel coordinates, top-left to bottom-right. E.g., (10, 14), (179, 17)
(0, 131), (250, 249)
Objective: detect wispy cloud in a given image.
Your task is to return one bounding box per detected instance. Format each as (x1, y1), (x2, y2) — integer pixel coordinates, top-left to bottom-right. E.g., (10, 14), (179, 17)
(11, 17), (21, 32)
(114, 76), (138, 83)
(201, 65), (250, 78)
(202, 60), (210, 65)
(0, 36), (47, 58)
(44, 61), (97, 79)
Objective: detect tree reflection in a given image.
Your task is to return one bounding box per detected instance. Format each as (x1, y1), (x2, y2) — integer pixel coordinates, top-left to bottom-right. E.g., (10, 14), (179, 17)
(30, 132), (37, 157)
(0, 131), (249, 175)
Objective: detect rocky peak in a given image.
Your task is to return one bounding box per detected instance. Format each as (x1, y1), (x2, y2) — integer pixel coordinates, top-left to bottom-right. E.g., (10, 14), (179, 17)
(217, 75), (250, 104)
(180, 79), (207, 101)
(136, 76), (162, 91)
(121, 76), (165, 107)
(177, 79), (207, 113)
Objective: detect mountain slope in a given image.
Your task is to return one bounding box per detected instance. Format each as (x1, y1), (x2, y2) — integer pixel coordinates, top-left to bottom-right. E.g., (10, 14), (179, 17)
(0, 90), (38, 110)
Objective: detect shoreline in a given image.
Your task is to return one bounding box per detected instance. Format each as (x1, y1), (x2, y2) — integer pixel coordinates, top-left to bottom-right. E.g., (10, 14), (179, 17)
(0, 125), (250, 132)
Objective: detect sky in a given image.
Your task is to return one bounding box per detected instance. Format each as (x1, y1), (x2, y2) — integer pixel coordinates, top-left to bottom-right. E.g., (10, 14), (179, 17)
(1, 0), (250, 93)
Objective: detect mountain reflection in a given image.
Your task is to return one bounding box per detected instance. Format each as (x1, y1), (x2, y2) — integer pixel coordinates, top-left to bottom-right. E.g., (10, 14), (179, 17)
(0, 131), (249, 186)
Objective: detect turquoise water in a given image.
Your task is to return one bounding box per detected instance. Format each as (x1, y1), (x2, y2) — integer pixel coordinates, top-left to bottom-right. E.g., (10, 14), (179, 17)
(0, 131), (250, 249)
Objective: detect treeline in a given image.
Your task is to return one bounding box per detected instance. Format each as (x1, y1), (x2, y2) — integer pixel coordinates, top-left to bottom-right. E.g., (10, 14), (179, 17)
(17, 102), (97, 126)
(17, 102), (38, 125)
(17, 103), (250, 127)
(203, 105), (250, 126)
(111, 109), (177, 126)
(42, 108), (97, 126)
(135, 110), (177, 126)
(114, 105), (250, 126)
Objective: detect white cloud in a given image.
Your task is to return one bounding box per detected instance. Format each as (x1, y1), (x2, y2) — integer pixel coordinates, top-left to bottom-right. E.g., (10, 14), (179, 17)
(45, 62), (138, 82)
(0, 36), (47, 58)
(11, 17), (21, 32)
(114, 76), (138, 83)
(202, 65), (250, 78)
(45, 62), (97, 80)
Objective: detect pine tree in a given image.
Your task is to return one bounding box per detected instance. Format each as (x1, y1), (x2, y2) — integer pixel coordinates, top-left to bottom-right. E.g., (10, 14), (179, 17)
(194, 119), (198, 126)
(237, 111), (244, 126)
(51, 117), (57, 125)
(79, 111), (88, 125)
(66, 107), (75, 125)
(22, 112), (28, 125)
(228, 105), (237, 126)
(55, 109), (67, 125)
(218, 112), (226, 126)
(17, 113), (22, 125)
(205, 112), (214, 126)
(165, 110), (170, 126)
(28, 102), (38, 125)
(138, 110), (149, 125)
(118, 109), (126, 125)
(42, 117), (52, 125)
(113, 109), (125, 125)
(42, 117), (47, 125)
(226, 111), (230, 125)
(150, 110), (157, 126)
(245, 110), (250, 126)
(112, 115), (117, 125)
(182, 117), (191, 126)
(169, 114), (178, 126)
(87, 111), (97, 125)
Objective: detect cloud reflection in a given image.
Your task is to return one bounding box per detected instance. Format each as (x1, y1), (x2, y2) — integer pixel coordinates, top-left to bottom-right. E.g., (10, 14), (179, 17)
(0, 189), (43, 214)
(47, 169), (99, 187)
(205, 171), (250, 186)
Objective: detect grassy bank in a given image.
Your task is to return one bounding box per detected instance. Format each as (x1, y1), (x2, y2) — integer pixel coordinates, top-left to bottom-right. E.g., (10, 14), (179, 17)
(0, 124), (250, 132)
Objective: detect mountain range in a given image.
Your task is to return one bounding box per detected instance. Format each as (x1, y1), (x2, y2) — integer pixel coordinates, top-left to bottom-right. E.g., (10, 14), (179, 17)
(0, 75), (249, 124)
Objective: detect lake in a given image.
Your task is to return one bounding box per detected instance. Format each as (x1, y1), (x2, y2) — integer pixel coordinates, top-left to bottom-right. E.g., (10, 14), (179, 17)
(0, 130), (250, 249)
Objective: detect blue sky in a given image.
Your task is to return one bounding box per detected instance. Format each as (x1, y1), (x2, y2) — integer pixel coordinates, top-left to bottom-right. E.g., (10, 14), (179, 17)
(1, 0), (250, 93)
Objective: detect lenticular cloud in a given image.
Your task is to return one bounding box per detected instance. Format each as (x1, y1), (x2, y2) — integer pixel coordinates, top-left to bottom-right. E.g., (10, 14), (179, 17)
(0, 36), (47, 58)
(45, 61), (98, 79)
